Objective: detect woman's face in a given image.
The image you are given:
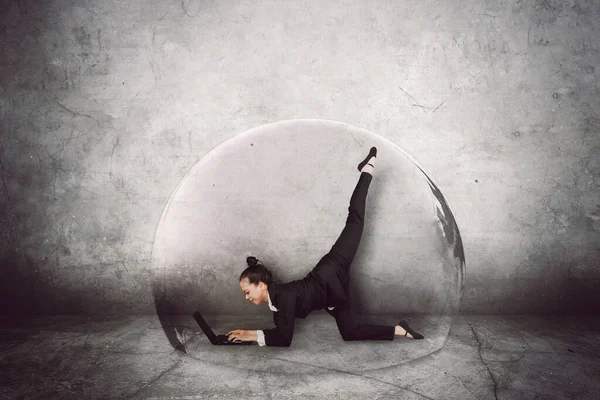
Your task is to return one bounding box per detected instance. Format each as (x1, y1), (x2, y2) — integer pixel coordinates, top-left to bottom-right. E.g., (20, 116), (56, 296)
(239, 278), (265, 305)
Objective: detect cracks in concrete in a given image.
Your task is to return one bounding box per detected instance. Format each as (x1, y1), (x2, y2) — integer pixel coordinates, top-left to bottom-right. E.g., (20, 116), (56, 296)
(432, 100), (447, 113)
(127, 359), (182, 399)
(349, 132), (363, 147)
(40, 221), (65, 267)
(148, 40), (160, 84)
(398, 85), (427, 113)
(332, 352), (350, 373)
(359, 374), (436, 400)
(500, 325), (531, 363)
(103, 349), (174, 357)
(16, 0), (33, 15)
(180, 0), (218, 19)
(44, 128), (74, 203)
(260, 355), (435, 400)
(82, 332), (91, 349)
(51, 258), (153, 270)
(109, 134), (120, 178)
(396, 85), (453, 115)
(453, 37), (468, 61)
(180, 0), (194, 18)
(55, 101), (94, 120)
(187, 131), (193, 153)
(14, 137), (43, 174)
(469, 322), (499, 400)
(113, 248), (140, 289)
(446, 371), (479, 397)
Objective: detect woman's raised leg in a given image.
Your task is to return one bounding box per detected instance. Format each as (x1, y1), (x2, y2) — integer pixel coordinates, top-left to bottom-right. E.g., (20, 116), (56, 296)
(314, 147), (377, 310)
(328, 147), (376, 270)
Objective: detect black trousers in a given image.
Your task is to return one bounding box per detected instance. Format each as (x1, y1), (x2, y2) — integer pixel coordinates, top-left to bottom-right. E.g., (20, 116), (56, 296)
(316, 172), (395, 341)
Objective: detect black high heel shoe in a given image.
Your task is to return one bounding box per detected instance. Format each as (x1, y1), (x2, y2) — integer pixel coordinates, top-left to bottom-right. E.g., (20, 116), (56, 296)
(357, 147), (377, 172)
(398, 320), (424, 339)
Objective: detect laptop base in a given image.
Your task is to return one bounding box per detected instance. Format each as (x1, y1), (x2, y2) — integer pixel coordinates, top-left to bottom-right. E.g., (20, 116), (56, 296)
(192, 311), (254, 346)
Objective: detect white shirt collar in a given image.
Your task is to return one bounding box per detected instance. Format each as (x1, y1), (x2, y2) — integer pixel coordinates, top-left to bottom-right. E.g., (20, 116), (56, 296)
(267, 291), (278, 312)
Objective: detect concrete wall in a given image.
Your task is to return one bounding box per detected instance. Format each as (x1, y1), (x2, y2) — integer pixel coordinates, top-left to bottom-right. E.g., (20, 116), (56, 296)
(1, 0), (598, 315)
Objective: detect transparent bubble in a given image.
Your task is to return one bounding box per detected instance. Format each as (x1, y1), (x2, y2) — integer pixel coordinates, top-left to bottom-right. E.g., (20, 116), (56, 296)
(151, 119), (465, 372)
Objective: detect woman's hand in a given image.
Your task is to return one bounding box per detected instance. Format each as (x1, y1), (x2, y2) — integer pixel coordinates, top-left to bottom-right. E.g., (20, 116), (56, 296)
(226, 329), (257, 342)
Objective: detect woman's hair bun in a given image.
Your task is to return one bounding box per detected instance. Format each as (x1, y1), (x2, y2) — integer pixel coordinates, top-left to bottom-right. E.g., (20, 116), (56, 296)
(240, 256), (273, 286)
(246, 256), (259, 267)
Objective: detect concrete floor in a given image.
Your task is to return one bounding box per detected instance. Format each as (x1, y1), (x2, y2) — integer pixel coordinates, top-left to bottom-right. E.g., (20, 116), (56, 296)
(2, 315), (599, 399)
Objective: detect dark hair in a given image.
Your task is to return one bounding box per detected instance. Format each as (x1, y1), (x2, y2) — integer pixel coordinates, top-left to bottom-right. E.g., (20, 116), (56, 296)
(239, 256), (274, 287)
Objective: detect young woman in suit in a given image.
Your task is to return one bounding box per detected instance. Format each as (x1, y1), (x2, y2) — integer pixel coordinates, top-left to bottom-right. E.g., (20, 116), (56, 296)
(227, 147), (424, 347)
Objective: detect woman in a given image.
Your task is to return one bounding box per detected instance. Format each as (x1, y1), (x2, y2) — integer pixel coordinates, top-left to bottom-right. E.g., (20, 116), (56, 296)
(227, 147), (424, 347)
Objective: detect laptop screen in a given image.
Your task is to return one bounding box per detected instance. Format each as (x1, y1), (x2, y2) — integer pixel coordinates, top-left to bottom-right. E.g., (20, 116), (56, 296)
(192, 311), (218, 343)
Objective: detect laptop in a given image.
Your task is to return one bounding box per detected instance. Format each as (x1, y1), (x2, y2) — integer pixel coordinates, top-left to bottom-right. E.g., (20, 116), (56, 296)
(192, 311), (253, 345)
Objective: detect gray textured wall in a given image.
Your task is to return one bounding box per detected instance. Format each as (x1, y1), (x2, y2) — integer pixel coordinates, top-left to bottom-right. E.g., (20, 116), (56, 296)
(1, 0), (598, 315)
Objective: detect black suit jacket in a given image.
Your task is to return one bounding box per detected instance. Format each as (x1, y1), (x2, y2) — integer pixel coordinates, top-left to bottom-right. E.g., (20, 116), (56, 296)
(262, 266), (349, 347)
